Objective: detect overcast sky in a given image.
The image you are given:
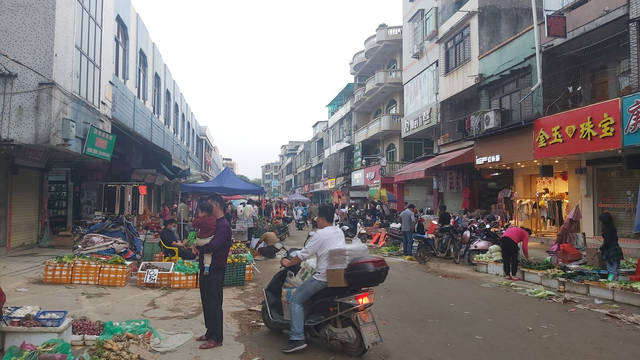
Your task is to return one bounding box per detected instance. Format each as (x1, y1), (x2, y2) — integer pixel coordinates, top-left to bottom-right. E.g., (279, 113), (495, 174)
(131, 0), (401, 179)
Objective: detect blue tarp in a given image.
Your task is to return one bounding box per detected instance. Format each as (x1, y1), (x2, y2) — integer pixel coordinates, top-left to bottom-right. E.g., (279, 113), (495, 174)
(180, 168), (265, 195)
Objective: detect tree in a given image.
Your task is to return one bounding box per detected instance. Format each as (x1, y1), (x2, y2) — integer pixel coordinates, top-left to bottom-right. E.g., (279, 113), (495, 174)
(238, 174), (262, 186)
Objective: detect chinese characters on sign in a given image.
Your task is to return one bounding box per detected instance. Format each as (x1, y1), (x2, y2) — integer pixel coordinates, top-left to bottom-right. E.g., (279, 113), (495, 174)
(475, 155), (501, 165)
(533, 99), (622, 158)
(622, 92), (640, 147)
(83, 125), (116, 161)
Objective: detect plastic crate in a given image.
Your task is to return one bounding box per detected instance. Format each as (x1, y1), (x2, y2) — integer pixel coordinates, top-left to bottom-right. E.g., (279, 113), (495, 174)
(137, 262), (173, 288)
(170, 272), (198, 289)
(43, 261), (73, 284)
(98, 264), (129, 287)
(35, 310), (68, 327)
(245, 265), (253, 281)
(143, 240), (161, 261)
(153, 252), (164, 262)
(71, 260), (101, 285)
(224, 263), (246, 286)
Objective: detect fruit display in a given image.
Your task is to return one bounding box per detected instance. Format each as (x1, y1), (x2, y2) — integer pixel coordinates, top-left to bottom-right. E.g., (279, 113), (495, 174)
(230, 242), (249, 254)
(73, 319), (104, 335)
(227, 254), (250, 265)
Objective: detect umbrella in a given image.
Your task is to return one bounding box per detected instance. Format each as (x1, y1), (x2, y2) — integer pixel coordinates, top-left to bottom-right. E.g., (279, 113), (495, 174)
(286, 193), (310, 203)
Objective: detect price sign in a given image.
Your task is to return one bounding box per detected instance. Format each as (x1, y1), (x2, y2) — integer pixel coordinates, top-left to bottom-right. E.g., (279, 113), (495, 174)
(144, 269), (159, 284)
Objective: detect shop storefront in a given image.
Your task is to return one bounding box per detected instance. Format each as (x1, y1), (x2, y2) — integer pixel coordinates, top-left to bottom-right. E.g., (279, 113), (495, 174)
(534, 98), (623, 239)
(474, 127), (534, 222)
(394, 147), (474, 212)
(593, 94), (640, 242)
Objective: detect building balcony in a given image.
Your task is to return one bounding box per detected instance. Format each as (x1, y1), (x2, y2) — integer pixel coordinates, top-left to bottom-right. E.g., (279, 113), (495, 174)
(350, 50), (367, 74)
(353, 70), (403, 112)
(354, 114), (403, 143)
(350, 25), (403, 76)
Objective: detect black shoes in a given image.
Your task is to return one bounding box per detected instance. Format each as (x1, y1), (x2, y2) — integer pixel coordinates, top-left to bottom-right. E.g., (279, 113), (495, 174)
(281, 340), (307, 353)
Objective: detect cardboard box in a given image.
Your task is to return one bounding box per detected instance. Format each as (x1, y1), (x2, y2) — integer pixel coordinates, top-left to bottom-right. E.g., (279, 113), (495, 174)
(586, 248), (605, 269)
(327, 268), (347, 288)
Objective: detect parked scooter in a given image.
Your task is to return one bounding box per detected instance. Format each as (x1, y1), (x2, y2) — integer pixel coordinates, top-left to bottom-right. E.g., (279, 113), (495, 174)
(261, 249), (389, 356)
(463, 219), (503, 263)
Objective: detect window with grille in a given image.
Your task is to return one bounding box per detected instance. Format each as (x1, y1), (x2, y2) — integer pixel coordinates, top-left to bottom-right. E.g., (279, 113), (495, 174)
(403, 140), (424, 162)
(409, 10), (424, 58)
(386, 143), (397, 162)
(164, 90), (171, 127)
(73, 0), (103, 107)
(488, 74), (533, 125)
(424, 7), (437, 39)
(173, 103), (179, 135)
(114, 16), (127, 82)
(445, 26), (470, 73)
(137, 50), (148, 102)
(180, 114), (185, 141)
(152, 73), (161, 116)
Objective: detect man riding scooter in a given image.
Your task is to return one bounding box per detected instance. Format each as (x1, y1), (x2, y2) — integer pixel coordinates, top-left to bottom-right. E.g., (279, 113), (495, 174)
(279, 203), (346, 353)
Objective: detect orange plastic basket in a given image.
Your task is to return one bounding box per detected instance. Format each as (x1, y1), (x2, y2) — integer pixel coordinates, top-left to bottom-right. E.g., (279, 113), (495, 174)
(71, 260), (101, 285)
(170, 272), (198, 289)
(98, 264), (129, 287)
(43, 261), (73, 284)
(245, 265), (253, 281)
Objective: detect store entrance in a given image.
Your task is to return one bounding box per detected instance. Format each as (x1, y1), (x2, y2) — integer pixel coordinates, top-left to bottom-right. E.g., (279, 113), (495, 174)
(476, 169), (513, 216)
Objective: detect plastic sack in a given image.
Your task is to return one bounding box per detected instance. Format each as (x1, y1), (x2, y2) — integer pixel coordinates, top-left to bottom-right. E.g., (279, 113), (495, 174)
(1, 346), (36, 360)
(284, 270), (302, 288)
(173, 260), (199, 274)
(99, 319), (160, 340)
(39, 339), (74, 360)
(295, 258), (316, 284)
(186, 231), (197, 246)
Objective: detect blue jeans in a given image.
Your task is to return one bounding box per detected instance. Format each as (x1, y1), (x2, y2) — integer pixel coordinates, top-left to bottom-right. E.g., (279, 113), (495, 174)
(402, 231), (413, 255)
(289, 277), (327, 341)
(606, 260), (620, 277)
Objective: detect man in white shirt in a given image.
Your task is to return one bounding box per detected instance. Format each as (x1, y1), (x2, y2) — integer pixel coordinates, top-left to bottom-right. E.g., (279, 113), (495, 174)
(280, 203), (345, 353)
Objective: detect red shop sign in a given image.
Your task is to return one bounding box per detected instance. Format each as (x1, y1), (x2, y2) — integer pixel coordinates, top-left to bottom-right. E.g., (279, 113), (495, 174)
(534, 99), (622, 159)
(364, 164), (381, 187)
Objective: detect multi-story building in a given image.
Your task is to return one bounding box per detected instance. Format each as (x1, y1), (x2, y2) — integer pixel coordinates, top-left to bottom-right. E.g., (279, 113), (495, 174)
(261, 161), (280, 198)
(0, 0), (221, 250)
(324, 84), (355, 197)
(222, 157), (238, 174)
(277, 141), (305, 195)
(349, 24), (405, 205)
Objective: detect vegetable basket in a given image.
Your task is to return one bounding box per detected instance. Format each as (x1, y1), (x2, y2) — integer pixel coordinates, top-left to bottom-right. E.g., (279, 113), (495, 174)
(35, 310), (68, 327)
(224, 263), (246, 286)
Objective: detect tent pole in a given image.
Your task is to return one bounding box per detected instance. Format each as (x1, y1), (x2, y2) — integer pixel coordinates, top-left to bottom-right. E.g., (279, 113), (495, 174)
(179, 190), (183, 241)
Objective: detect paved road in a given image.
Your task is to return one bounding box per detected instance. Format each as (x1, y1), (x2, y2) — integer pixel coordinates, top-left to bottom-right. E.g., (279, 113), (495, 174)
(237, 227), (640, 360)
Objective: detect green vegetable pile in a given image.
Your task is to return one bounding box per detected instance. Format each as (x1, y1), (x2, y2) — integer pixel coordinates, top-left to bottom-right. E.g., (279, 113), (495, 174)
(173, 260), (199, 274)
(526, 287), (556, 299)
(621, 258), (638, 270)
(564, 272), (601, 282)
(379, 245), (400, 256)
(53, 254), (126, 265)
(520, 259), (555, 271)
(543, 268), (566, 278)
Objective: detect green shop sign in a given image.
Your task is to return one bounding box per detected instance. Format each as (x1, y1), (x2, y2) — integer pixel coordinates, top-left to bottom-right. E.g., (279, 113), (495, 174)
(354, 143), (362, 170)
(83, 125), (116, 161)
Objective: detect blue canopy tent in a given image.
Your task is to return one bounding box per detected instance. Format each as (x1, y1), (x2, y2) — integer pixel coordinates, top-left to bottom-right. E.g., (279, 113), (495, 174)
(178, 168), (265, 238)
(180, 168), (265, 195)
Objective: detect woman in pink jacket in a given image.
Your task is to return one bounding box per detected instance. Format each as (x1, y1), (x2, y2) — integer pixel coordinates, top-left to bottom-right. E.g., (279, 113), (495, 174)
(500, 226), (531, 280)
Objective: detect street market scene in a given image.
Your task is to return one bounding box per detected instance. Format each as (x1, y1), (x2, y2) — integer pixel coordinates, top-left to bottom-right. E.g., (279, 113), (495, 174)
(2, 0), (640, 359)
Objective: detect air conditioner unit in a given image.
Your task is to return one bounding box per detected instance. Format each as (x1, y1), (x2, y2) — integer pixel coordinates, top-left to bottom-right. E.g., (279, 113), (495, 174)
(411, 43), (422, 59)
(480, 110), (501, 132)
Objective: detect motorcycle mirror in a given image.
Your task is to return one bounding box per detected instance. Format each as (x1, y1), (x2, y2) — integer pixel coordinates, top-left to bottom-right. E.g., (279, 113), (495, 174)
(432, 221), (438, 225)
(486, 225), (491, 229)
